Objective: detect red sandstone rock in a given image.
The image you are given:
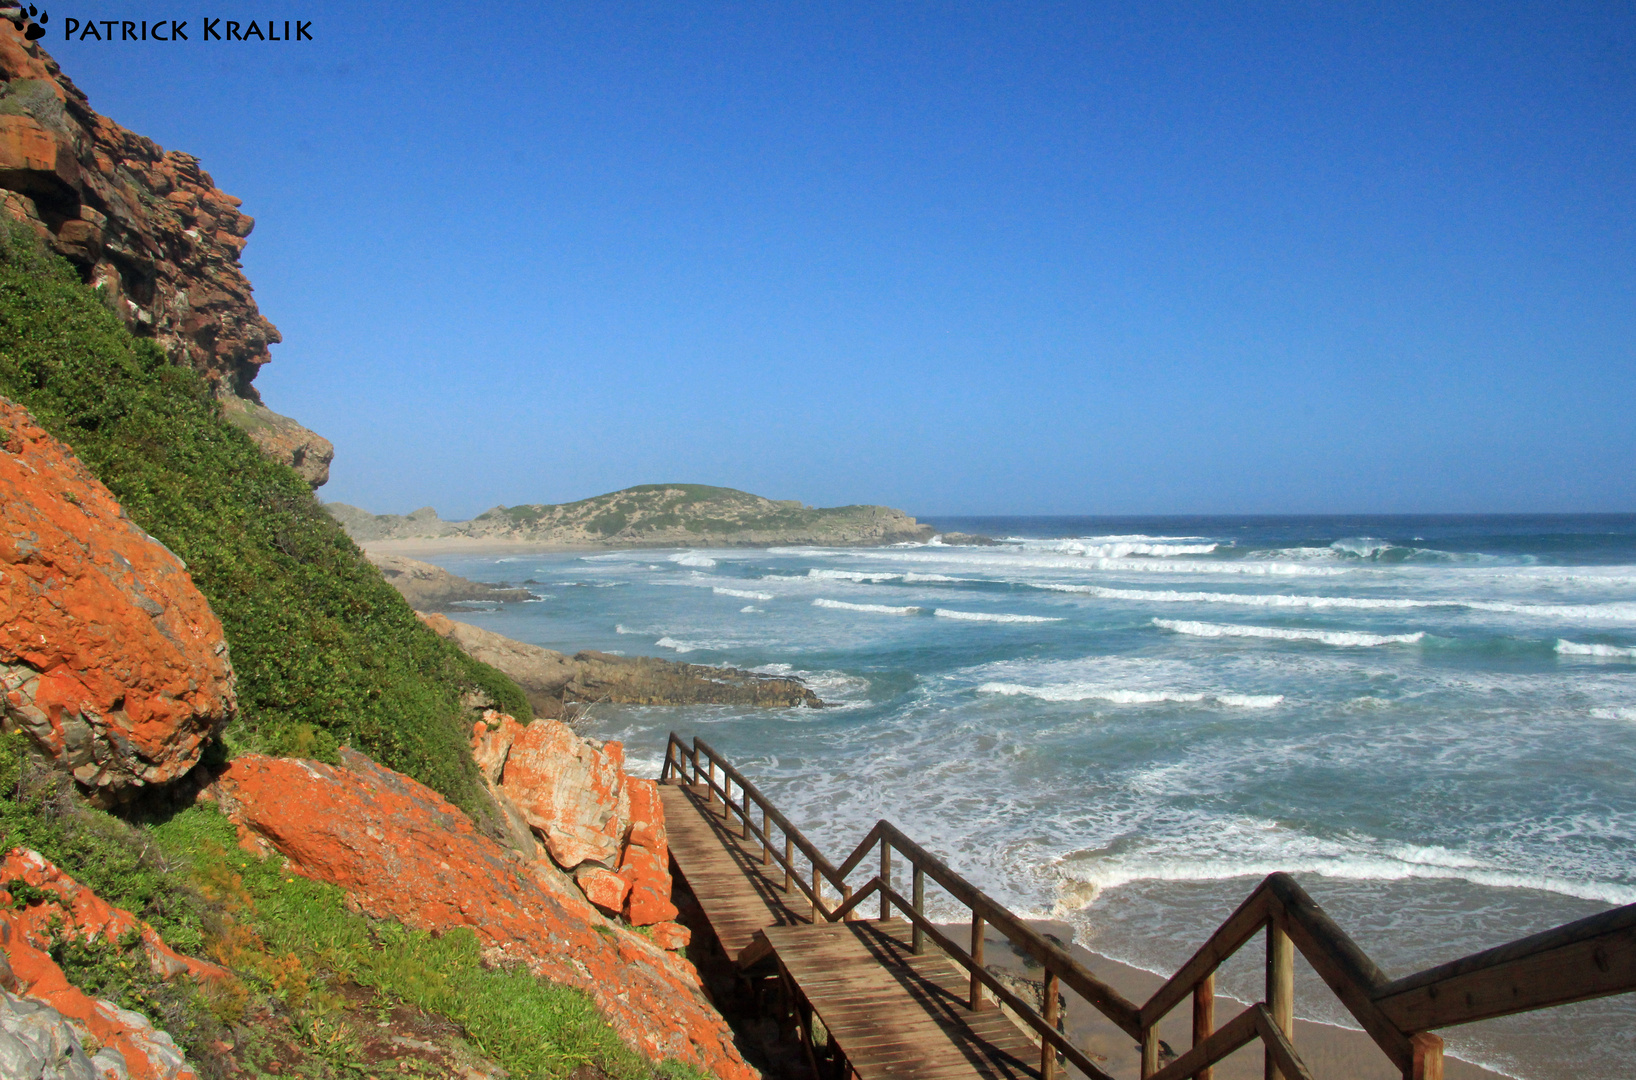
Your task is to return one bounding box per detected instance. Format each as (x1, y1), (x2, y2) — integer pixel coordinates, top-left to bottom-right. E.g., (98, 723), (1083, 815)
(1, 847), (227, 1079)
(620, 842), (680, 926)
(576, 867), (631, 915)
(0, 397), (236, 797)
(0, 26), (332, 486)
(649, 921), (692, 951)
(205, 752), (756, 1079)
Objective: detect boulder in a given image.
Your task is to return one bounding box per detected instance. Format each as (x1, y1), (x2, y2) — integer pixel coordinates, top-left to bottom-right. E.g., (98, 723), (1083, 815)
(494, 719), (627, 870)
(648, 921), (692, 952)
(365, 555), (533, 611)
(575, 867), (631, 915)
(204, 752), (755, 1079)
(0, 397), (236, 798)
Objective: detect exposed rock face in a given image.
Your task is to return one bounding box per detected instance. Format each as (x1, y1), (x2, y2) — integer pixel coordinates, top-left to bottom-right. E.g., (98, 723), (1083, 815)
(0, 847), (226, 1080)
(205, 751), (752, 1079)
(365, 552), (533, 610)
(328, 484), (935, 548)
(217, 396), (333, 489)
(419, 612), (823, 716)
(0, 26), (328, 486)
(471, 713), (681, 929)
(0, 396), (236, 798)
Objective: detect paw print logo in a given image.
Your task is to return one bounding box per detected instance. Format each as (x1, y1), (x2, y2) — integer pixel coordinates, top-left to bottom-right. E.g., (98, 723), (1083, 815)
(4, 4), (47, 40)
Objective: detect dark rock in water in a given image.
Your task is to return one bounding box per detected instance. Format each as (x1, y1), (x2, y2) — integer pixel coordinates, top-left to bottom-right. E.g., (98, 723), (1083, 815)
(367, 552), (534, 610)
(936, 532), (1000, 546)
(417, 613), (824, 716)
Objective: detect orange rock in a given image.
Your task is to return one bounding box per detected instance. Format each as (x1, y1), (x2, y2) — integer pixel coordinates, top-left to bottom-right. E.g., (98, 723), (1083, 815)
(619, 842), (679, 926)
(207, 752), (757, 1079)
(0, 397), (236, 797)
(575, 867), (631, 915)
(649, 921), (691, 951)
(496, 719), (627, 869)
(1, 847), (225, 1079)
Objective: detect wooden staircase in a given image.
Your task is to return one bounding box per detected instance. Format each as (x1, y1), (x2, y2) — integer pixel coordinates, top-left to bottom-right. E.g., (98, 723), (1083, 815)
(661, 733), (1636, 1080)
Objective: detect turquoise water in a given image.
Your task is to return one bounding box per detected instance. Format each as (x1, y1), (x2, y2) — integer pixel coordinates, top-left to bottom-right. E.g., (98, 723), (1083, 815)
(432, 515), (1636, 1079)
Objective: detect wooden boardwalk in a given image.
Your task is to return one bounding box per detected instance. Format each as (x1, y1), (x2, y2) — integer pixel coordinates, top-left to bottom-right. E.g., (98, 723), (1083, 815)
(764, 919), (1040, 1080)
(662, 778), (1042, 1079)
(659, 781), (805, 968)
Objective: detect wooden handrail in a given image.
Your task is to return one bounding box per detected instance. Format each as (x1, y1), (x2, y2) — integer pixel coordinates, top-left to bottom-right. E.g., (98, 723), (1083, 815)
(664, 734), (1636, 1080)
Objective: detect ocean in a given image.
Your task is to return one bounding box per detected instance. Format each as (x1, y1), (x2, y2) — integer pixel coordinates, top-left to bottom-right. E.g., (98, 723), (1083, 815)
(429, 514), (1636, 1079)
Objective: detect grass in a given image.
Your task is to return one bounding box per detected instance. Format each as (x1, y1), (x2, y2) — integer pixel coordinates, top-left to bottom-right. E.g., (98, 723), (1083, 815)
(0, 221), (528, 822)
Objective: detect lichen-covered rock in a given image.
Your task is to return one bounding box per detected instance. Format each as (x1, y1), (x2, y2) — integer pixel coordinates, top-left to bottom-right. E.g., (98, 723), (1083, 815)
(0, 26), (329, 486)
(0, 848), (223, 1080)
(0, 397), (236, 797)
(575, 867), (630, 915)
(204, 752), (756, 1079)
(495, 719), (628, 870)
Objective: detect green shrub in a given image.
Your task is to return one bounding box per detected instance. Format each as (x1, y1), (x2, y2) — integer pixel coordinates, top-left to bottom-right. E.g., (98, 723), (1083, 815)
(0, 221), (528, 822)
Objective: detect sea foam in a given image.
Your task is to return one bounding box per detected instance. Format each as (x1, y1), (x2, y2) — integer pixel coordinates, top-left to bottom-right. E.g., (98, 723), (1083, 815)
(979, 682), (1283, 708)
(935, 609), (1063, 623)
(714, 586), (774, 600)
(813, 598), (920, 616)
(1557, 640), (1636, 659)
(1153, 618), (1425, 647)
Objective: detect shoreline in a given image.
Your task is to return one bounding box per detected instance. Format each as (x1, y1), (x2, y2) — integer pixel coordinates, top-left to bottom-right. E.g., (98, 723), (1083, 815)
(941, 919), (1512, 1080)
(360, 537), (613, 556)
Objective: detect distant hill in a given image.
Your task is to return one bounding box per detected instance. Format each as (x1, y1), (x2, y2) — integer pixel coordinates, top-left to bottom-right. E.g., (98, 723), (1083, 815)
(327, 484), (934, 548)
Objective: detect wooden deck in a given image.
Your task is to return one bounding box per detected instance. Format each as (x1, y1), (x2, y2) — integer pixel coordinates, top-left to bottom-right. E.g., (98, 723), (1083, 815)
(659, 781), (806, 967)
(765, 919), (1041, 1080)
(662, 778), (1042, 1079)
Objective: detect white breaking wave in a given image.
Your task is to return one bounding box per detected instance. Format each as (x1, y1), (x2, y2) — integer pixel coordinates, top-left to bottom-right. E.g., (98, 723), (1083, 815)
(654, 636), (694, 652)
(935, 609), (1063, 623)
(740, 605), (761, 613)
(1025, 539), (1221, 559)
(808, 568), (903, 582)
(979, 682), (1283, 708)
(1154, 618), (1425, 647)
(614, 624), (641, 635)
(714, 587), (774, 600)
(1054, 844), (1636, 909)
(1557, 640), (1636, 659)
(1031, 583), (1636, 621)
(813, 598), (921, 616)
(669, 552), (718, 568)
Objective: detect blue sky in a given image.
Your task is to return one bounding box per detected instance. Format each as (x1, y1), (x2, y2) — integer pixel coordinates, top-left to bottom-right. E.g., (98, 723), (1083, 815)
(52, 2), (1635, 516)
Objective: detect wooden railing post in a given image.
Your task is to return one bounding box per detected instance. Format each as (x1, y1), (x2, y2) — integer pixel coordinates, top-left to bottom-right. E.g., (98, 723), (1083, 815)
(707, 758), (717, 804)
(783, 834), (793, 892)
(970, 915), (986, 1010)
(761, 807), (770, 865)
(912, 865), (925, 954)
(843, 883), (856, 922)
(1142, 1026), (1161, 1078)
(1040, 970), (1060, 1080)
(1192, 972), (1215, 1080)
(1266, 923), (1294, 1080)
(811, 862), (822, 923)
(741, 786), (752, 839)
(1408, 1033), (1444, 1080)
(879, 842), (892, 922)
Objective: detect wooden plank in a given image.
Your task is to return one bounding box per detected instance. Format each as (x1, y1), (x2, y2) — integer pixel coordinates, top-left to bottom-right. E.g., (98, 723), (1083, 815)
(767, 919), (1041, 1080)
(661, 781), (806, 966)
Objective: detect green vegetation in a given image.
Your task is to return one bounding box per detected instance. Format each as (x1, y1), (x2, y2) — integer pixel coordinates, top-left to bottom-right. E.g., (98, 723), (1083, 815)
(0, 222), (528, 820)
(0, 734), (698, 1078)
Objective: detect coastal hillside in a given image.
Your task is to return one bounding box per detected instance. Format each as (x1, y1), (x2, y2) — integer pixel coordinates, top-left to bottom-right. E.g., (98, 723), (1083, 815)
(329, 483), (933, 548)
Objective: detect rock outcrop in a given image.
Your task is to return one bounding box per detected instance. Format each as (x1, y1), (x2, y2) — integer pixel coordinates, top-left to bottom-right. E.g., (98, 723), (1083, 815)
(205, 751), (752, 1079)
(365, 552), (534, 610)
(0, 26), (329, 486)
(0, 396), (236, 799)
(0, 847), (227, 1080)
(329, 483), (935, 548)
(470, 713), (682, 931)
(420, 613), (822, 716)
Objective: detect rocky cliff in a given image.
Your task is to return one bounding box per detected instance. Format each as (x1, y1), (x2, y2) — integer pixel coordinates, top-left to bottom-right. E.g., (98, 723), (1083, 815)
(365, 551), (536, 610)
(0, 24), (331, 485)
(330, 483), (935, 548)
